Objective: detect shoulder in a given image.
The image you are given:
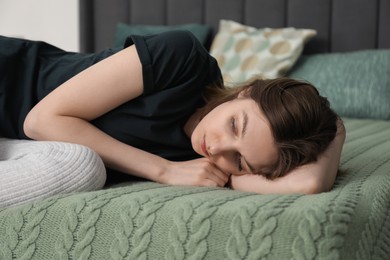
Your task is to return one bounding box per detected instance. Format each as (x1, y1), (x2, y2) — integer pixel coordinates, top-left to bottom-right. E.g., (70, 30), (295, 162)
(122, 30), (222, 94)
(125, 30), (208, 62)
(137, 30), (205, 69)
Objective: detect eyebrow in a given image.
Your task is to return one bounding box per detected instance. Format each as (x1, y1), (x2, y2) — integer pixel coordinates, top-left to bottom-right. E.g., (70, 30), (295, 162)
(241, 110), (248, 138)
(241, 111), (255, 173)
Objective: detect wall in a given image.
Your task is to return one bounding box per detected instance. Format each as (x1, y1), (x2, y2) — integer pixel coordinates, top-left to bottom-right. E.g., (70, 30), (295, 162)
(0, 0), (79, 52)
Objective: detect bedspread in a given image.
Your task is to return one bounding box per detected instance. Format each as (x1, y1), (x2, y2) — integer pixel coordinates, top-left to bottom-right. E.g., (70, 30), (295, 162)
(0, 118), (389, 260)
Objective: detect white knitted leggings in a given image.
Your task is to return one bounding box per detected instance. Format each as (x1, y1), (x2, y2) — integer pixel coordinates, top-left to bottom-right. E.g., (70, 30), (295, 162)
(0, 138), (106, 208)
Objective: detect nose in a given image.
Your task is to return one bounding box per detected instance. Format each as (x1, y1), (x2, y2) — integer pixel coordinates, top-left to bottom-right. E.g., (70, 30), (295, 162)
(207, 140), (234, 156)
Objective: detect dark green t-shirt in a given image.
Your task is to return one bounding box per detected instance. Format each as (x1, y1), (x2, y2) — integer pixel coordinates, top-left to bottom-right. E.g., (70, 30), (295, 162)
(0, 31), (222, 162)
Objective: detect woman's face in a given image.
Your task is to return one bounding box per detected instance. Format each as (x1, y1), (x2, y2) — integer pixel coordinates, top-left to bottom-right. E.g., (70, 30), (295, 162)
(191, 96), (278, 176)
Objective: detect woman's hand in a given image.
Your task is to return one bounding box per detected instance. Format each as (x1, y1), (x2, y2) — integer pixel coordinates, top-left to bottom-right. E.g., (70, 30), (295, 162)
(160, 158), (230, 188)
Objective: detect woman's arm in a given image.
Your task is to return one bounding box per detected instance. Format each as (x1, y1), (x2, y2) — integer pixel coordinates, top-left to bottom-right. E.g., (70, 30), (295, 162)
(229, 120), (346, 194)
(24, 46), (228, 187)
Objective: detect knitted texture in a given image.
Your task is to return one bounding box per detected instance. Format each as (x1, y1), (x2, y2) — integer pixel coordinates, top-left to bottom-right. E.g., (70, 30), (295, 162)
(0, 138), (106, 208)
(0, 118), (389, 259)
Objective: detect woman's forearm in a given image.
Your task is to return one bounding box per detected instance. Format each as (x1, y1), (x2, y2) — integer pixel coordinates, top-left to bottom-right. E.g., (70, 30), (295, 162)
(24, 114), (168, 182)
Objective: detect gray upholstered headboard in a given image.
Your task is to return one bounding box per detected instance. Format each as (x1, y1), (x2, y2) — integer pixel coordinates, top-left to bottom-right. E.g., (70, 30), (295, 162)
(79, 0), (390, 54)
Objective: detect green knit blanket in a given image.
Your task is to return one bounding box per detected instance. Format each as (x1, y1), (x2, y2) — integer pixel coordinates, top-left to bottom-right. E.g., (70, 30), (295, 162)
(1, 118), (389, 260)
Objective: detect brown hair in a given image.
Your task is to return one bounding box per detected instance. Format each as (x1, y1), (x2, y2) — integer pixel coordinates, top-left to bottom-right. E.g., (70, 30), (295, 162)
(199, 77), (339, 179)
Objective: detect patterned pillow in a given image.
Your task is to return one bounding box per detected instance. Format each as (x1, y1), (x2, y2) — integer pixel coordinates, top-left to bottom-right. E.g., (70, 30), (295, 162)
(210, 20), (316, 84)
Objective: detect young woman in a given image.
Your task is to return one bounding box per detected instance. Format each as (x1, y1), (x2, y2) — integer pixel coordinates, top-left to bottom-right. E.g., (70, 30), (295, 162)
(0, 30), (345, 206)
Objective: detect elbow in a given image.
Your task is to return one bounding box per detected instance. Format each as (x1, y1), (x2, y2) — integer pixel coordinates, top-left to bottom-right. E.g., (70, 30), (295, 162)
(23, 108), (47, 140)
(337, 119), (346, 143)
(299, 176), (328, 195)
(302, 184), (322, 195)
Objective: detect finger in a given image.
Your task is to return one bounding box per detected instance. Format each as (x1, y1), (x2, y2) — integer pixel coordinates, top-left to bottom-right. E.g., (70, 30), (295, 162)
(193, 159), (229, 186)
(211, 164), (230, 182)
(206, 167), (230, 187)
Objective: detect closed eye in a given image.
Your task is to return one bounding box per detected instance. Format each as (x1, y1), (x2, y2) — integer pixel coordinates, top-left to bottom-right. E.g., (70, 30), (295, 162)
(231, 117), (238, 135)
(231, 117), (244, 172)
(237, 154), (243, 172)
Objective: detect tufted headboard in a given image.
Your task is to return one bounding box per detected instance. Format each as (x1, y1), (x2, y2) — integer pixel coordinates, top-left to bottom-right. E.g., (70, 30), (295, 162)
(79, 0), (390, 54)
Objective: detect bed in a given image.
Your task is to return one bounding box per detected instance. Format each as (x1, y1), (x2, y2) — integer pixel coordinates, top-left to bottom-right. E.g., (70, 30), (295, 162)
(1, 0), (389, 259)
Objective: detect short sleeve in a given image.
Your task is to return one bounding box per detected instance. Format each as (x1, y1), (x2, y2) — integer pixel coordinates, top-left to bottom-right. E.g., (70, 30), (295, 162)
(124, 30), (222, 95)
